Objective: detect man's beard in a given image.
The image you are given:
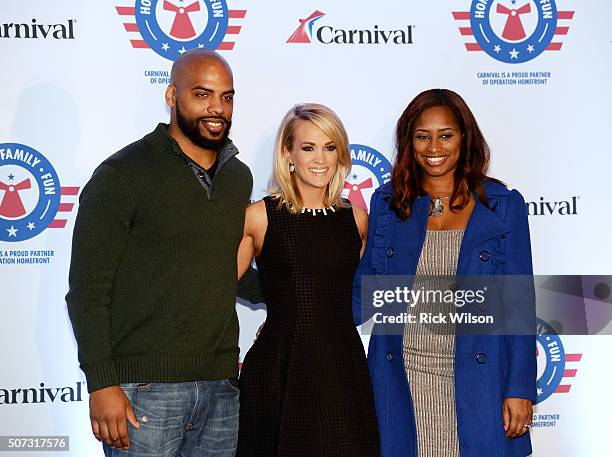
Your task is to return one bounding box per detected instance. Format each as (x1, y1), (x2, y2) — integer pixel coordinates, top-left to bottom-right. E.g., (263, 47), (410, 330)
(175, 100), (232, 151)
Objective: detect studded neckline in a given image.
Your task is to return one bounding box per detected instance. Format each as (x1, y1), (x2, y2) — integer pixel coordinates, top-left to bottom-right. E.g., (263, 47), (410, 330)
(300, 206), (337, 216)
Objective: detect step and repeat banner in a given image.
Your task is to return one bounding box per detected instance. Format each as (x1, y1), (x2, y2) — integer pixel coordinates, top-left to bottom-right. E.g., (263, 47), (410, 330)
(1, 1), (611, 455)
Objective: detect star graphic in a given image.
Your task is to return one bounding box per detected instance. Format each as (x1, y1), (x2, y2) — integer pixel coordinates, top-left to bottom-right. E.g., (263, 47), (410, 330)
(7, 225), (17, 237)
(511, 0), (517, 4)
(27, 222), (36, 231)
(509, 48), (519, 59)
(179, 46), (187, 54)
(527, 44), (535, 53)
(494, 45), (501, 53)
(537, 387), (543, 396)
(352, 173), (358, 180)
(8, 173), (15, 180)
(161, 42), (170, 51)
(198, 43), (205, 48)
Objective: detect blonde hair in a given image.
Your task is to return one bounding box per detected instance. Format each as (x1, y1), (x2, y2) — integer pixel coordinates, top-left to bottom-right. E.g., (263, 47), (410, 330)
(268, 103), (352, 214)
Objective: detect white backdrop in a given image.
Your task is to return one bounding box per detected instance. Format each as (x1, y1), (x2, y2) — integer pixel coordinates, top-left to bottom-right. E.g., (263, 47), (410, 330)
(1, 1), (611, 455)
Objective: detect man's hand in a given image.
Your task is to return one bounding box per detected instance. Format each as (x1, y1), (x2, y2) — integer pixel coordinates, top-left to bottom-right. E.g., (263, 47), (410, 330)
(89, 386), (140, 449)
(502, 397), (532, 439)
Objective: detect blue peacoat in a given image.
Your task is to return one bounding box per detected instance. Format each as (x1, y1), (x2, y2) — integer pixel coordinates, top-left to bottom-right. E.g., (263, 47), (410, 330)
(353, 181), (537, 457)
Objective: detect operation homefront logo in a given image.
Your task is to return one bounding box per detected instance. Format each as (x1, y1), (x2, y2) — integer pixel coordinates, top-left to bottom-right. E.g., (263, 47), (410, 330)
(0, 143), (79, 264)
(532, 318), (582, 429)
(342, 144), (391, 212)
(116, 0), (247, 85)
(287, 10), (415, 46)
(117, 0), (246, 59)
(452, 1), (574, 86)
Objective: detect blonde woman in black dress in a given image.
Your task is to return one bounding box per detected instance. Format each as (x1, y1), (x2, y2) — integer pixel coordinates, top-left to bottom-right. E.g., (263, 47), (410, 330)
(236, 103), (379, 457)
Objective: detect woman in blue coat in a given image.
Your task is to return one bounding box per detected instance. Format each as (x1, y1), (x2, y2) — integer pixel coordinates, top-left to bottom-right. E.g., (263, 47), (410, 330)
(353, 89), (536, 457)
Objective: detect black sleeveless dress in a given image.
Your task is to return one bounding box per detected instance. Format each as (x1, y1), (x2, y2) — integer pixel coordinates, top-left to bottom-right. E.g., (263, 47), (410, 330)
(236, 196), (380, 457)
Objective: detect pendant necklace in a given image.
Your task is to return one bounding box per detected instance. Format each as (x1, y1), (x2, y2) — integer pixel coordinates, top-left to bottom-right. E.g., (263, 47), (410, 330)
(429, 196), (450, 217)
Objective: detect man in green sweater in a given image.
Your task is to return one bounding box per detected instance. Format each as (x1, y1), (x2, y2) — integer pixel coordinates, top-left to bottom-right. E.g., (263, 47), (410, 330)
(66, 49), (252, 456)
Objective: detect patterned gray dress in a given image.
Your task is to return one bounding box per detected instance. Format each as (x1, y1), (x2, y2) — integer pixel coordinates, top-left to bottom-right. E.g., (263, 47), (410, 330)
(403, 229), (464, 457)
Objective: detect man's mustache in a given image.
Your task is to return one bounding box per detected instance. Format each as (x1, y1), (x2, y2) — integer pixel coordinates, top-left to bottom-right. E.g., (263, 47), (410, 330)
(198, 116), (229, 124)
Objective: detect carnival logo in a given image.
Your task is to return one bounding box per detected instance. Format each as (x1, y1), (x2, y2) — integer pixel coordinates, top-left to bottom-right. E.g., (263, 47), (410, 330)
(526, 196), (579, 216)
(287, 10), (326, 43)
(0, 382), (84, 405)
(452, 0), (574, 63)
(0, 143), (79, 242)
(535, 318), (581, 404)
(287, 11), (414, 46)
(116, 0), (246, 60)
(342, 144), (392, 212)
(0, 19), (76, 39)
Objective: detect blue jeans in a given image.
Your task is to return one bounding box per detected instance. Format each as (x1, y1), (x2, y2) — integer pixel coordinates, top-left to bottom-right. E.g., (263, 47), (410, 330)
(103, 379), (239, 457)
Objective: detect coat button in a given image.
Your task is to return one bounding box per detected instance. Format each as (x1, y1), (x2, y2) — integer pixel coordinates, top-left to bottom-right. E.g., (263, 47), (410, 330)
(386, 352), (394, 362)
(476, 352), (487, 364)
(479, 250), (490, 262)
(386, 247), (395, 257)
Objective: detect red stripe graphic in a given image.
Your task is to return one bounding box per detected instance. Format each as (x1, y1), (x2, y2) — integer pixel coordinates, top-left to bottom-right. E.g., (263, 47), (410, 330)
(465, 43), (482, 51)
(452, 12), (470, 20)
(226, 26), (241, 34)
(124, 23), (139, 32)
(58, 203), (74, 212)
(116, 6), (135, 15)
(555, 27), (569, 35)
(566, 353), (583, 362)
(459, 27), (473, 36)
(555, 384), (571, 394)
(218, 42), (235, 50)
(229, 10), (247, 18)
(553, 353), (583, 393)
(46, 187), (79, 228)
(546, 42), (562, 51)
(61, 187), (80, 196)
(558, 11), (575, 20)
(49, 220), (67, 229)
(131, 39), (149, 49)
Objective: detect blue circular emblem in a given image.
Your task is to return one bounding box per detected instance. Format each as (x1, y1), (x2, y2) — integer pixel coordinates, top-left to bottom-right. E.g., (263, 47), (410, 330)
(135, 0), (229, 61)
(343, 144), (392, 212)
(0, 143), (61, 242)
(470, 0), (558, 64)
(535, 318), (565, 404)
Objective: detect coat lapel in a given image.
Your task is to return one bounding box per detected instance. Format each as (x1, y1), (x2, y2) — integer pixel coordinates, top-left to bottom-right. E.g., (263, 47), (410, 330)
(386, 193), (509, 274)
(458, 195), (510, 269)
(387, 196), (429, 276)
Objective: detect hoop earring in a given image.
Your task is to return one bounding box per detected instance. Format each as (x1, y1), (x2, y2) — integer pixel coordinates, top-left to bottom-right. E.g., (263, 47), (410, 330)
(289, 163), (295, 173)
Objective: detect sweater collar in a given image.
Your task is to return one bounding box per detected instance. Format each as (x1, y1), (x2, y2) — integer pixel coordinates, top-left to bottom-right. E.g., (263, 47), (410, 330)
(147, 122), (239, 169)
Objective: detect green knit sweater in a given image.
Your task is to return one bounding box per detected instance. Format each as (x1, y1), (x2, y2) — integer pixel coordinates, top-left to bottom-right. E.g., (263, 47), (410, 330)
(66, 124), (252, 392)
